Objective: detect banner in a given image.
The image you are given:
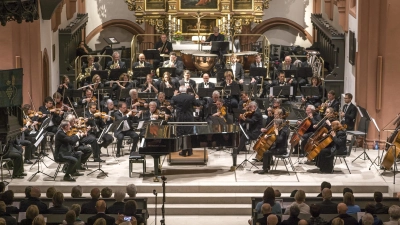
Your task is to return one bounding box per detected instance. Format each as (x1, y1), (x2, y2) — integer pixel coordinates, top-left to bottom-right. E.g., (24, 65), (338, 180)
(0, 68), (23, 107)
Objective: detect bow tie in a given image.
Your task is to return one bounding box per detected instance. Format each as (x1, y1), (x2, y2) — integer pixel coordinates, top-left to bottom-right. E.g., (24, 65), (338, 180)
(185, 82), (189, 84)
(205, 83), (208, 85)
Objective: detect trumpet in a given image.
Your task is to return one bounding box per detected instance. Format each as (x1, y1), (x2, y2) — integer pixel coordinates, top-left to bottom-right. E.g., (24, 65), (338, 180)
(320, 100), (329, 113)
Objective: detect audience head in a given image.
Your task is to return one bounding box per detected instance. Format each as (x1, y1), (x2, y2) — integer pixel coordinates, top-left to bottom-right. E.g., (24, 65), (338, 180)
(342, 187), (353, 196)
(30, 187), (41, 198)
(290, 189), (298, 197)
(343, 192), (355, 206)
(289, 205), (300, 218)
(101, 187), (113, 198)
(320, 181), (331, 191)
(95, 200), (107, 213)
(46, 187), (57, 198)
(25, 186), (33, 198)
(0, 201), (5, 212)
(26, 205), (39, 219)
(331, 217), (344, 225)
(388, 205), (400, 220)
(262, 187), (276, 206)
(114, 190), (126, 202)
(71, 185), (83, 198)
(310, 204), (321, 218)
(337, 203), (348, 214)
(52, 192), (65, 207)
(32, 215), (46, 225)
(361, 213), (374, 225)
(70, 204), (81, 217)
(295, 190), (306, 203)
(0, 182), (5, 193)
(65, 210), (76, 225)
(2, 190), (14, 205)
(124, 200), (138, 216)
(0, 218), (5, 225)
(298, 219), (308, 225)
(126, 184), (137, 197)
(261, 203), (272, 215)
(274, 189), (281, 197)
(94, 218), (107, 225)
(364, 203), (375, 215)
(322, 188), (332, 200)
(267, 214), (278, 225)
(91, 188), (101, 200)
(373, 191), (383, 203)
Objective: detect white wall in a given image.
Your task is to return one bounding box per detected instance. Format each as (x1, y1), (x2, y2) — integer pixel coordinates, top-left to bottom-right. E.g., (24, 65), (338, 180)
(87, 27), (132, 50)
(261, 25), (311, 47)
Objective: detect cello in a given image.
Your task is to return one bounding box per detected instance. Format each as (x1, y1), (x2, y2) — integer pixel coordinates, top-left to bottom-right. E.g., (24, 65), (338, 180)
(253, 120), (276, 161)
(381, 126), (400, 170)
(307, 124), (346, 161)
(304, 112), (338, 153)
(290, 116), (312, 147)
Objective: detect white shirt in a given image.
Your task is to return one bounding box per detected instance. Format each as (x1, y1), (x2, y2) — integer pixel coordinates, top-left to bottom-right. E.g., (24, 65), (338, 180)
(120, 110), (130, 131)
(231, 63), (236, 77)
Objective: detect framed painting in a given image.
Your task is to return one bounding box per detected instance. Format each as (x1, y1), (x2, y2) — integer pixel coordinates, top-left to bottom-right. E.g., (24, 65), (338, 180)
(349, 30), (356, 65)
(232, 0), (253, 11)
(181, 18), (216, 35)
(145, 0), (166, 11)
(179, 0), (219, 11)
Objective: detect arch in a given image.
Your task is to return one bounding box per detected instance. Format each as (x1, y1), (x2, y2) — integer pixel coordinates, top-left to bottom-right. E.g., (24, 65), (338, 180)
(250, 17), (313, 43)
(42, 48), (50, 98)
(86, 19), (145, 43)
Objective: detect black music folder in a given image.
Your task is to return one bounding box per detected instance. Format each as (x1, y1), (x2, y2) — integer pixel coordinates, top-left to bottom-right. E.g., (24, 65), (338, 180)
(109, 68), (128, 80)
(270, 86), (293, 96)
(249, 67), (267, 78)
(282, 70), (297, 78)
(301, 86), (320, 97)
(91, 70), (108, 80)
(211, 41), (230, 53)
(143, 49), (160, 60)
(159, 67), (177, 77)
(198, 88), (215, 98)
(132, 67), (151, 79)
(297, 67), (313, 78)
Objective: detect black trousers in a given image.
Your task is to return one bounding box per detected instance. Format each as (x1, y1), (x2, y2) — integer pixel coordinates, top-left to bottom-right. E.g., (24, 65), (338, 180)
(316, 148), (334, 173)
(116, 130), (139, 154)
(60, 151), (82, 176)
(232, 131), (255, 166)
(5, 145), (24, 176)
(299, 132), (313, 155)
(262, 148), (287, 170)
(100, 133), (113, 149)
(80, 134), (99, 159)
(76, 145), (92, 164)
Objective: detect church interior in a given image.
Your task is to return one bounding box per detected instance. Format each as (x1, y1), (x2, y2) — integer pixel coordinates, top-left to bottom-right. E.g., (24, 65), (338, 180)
(1, 0), (400, 224)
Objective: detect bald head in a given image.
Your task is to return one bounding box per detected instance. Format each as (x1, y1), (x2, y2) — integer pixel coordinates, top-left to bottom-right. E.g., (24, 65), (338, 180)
(322, 188), (332, 200)
(95, 200), (106, 213)
(267, 214), (278, 225)
(298, 219), (308, 225)
(337, 203), (348, 214)
(30, 187), (41, 198)
(261, 203), (272, 214)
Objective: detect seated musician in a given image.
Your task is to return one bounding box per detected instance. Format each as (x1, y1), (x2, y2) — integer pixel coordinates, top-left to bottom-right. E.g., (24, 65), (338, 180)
(133, 53), (153, 69)
(271, 71), (295, 100)
(106, 51), (126, 69)
(103, 99), (116, 125)
(65, 115), (95, 164)
(110, 73), (133, 99)
(179, 70), (197, 93)
(5, 139), (27, 179)
(315, 121), (347, 173)
(39, 96), (64, 133)
(87, 74), (104, 92)
(220, 70), (239, 110)
(262, 108), (286, 135)
(265, 99), (287, 125)
(163, 52), (184, 79)
(206, 99), (227, 126)
(340, 93), (357, 131)
(85, 102), (113, 160)
(126, 89), (147, 110)
(143, 101), (170, 121)
(197, 73), (215, 89)
(156, 92), (173, 116)
(159, 72), (179, 93)
(81, 55), (100, 86)
(114, 101), (141, 157)
(53, 92), (72, 113)
(320, 90), (340, 113)
(78, 89), (97, 108)
(276, 56), (299, 96)
(296, 105), (321, 156)
(250, 54), (270, 97)
(154, 33), (173, 69)
(232, 101), (263, 168)
(57, 75), (74, 100)
(238, 91), (251, 112)
(256, 118), (290, 174)
(225, 54), (244, 84)
(141, 74), (159, 94)
(55, 120), (87, 181)
(301, 76), (323, 108)
(21, 104), (40, 164)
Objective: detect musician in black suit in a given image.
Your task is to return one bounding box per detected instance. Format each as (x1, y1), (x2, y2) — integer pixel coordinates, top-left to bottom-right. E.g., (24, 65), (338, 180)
(78, 89), (97, 108)
(155, 33), (173, 55)
(225, 54), (245, 83)
(39, 96), (63, 133)
(171, 86), (201, 156)
(316, 121), (347, 173)
(179, 70), (197, 93)
(103, 99), (116, 125)
(57, 75), (74, 102)
(4, 140), (26, 179)
(257, 118), (290, 174)
(110, 73), (132, 101)
(232, 101), (263, 168)
(340, 93), (357, 131)
(197, 73), (215, 89)
(163, 52), (184, 79)
(297, 105), (322, 155)
(271, 71), (296, 100)
(114, 102), (141, 157)
(55, 120), (85, 181)
(220, 71), (240, 110)
(277, 56), (298, 96)
(81, 55), (101, 86)
(132, 53), (153, 69)
(87, 200), (115, 225)
(106, 51), (126, 69)
(250, 54), (270, 98)
(321, 90), (340, 113)
(205, 27), (225, 42)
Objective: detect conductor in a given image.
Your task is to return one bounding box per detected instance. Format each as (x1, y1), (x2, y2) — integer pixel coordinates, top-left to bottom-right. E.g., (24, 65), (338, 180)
(171, 86), (201, 157)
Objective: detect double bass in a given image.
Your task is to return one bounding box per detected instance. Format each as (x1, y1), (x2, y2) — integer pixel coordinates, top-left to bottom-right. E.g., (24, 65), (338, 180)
(381, 126), (400, 170)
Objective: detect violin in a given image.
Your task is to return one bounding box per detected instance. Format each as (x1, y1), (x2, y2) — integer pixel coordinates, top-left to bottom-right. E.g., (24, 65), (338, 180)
(240, 110), (255, 121)
(27, 110), (43, 118)
(131, 98), (146, 108)
(94, 111), (114, 120)
(48, 106), (63, 114)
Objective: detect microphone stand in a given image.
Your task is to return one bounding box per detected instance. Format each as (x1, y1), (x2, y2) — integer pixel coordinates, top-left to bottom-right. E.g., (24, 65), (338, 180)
(161, 176), (167, 225)
(153, 190), (158, 225)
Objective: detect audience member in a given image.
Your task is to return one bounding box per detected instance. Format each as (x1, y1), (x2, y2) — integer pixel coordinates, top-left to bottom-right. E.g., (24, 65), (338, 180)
(267, 214), (279, 225)
(342, 188), (353, 196)
(107, 190), (126, 214)
(32, 214), (46, 225)
(87, 200), (115, 225)
(254, 203), (282, 225)
(94, 218), (107, 225)
(361, 213), (375, 225)
(115, 215), (138, 225)
(307, 204), (327, 225)
(343, 192), (360, 214)
(101, 187), (113, 198)
(317, 181), (331, 197)
(20, 205), (39, 225)
(285, 190), (310, 215)
(71, 185), (83, 198)
(81, 188), (101, 214)
(384, 205), (400, 225)
(317, 188), (338, 214)
(126, 184), (137, 197)
(63, 204), (85, 225)
(123, 200), (145, 225)
(275, 190), (281, 197)
(0, 201), (17, 225)
(65, 210), (76, 225)
(2, 190), (18, 214)
(48, 191), (69, 214)
(299, 219), (308, 225)
(281, 205), (301, 225)
(0, 182), (5, 194)
(19, 187), (48, 213)
(0, 218), (5, 225)
(359, 203), (383, 225)
(256, 187), (282, 214)
(331, 217), (344, 225)
(329, 203), (358, 225)
(373, 192), (388, 214)
(291, 190), (298, 197)
(24, 186), (33, 198)
(46, 186), (57, 198)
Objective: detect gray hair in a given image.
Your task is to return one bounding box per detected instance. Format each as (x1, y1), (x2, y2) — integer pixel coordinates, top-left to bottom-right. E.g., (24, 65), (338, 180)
(308, 105), (316, 111)
(129, 89), (137, 96)
(149, 101), (157, 107)
(106, 99), (114, 105)
(112, 51), (120, 57)
(249, 101), (258, 108)
(114, 190), (126, 202)
(388, 205), (400, 220)
(126, 184), (137, 197)
(361, 213), (374, 225)
(212, 91), (220, 97)
(65, 114), (75, 122)
(179, 86), (187, 93)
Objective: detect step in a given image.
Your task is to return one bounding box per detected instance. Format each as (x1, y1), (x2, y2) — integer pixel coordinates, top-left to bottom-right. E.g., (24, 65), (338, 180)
(146, 204), (252, 215)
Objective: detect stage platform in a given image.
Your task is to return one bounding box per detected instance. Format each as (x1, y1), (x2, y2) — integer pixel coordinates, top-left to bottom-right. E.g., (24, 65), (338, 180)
(4, 146), (400, 225)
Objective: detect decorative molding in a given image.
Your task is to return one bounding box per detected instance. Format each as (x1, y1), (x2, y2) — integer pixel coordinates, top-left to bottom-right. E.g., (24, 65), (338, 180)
(324, 0), (333, 20)
(335, 0), (348, 32)
(51, 2), (64, 32)
(313, 0), (321, 14)
(0, 0), (39, 26)
(66, 0), (77, 20)
(349, 0), (356, 18)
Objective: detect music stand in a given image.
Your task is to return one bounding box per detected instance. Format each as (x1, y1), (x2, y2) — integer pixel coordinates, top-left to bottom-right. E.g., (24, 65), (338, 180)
(301, 86), (320, 97)
(118, 89), (130, 100)
(65, 90), (83, 103)
(368, 118), (382, 171)
(350, 106), (373, 164)
(143, 49), (160, 60)
(138, 92), (157, 102)
(249, 67), (267, 78)
(29, 130), (54, 181)
(283, 70), (297, 78)
(163, 88), (175, 98)
(292, 108), (307, 120)
(198, 88), (214, 98)
(91, 70), (108, 81)
(159, 68), (176, 77)
(270, 86), (293, 97)
(235, 124), (259, 172)
(297, 67), (313, 78)
(133, 67), (151, 79)
(109, 68), (128, 81)
(224, 85), (240, 96)
(232, 108), (244, 123)
(211, 41), (229, 54)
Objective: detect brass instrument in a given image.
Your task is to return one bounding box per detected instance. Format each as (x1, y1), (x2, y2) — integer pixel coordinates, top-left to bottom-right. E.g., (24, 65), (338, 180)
(320, 100), (329, 113)
(74, 55), (113, 89)
(307, 50), (323, 77)
(110, 61), (120, 69)
(77, 64), (94, 83)
(159, 41), (168, 53)
(217, 106), (227, 122)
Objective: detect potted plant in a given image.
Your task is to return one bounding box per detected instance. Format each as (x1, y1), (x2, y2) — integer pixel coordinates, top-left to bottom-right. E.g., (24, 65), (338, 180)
(173, 31), (184, 44)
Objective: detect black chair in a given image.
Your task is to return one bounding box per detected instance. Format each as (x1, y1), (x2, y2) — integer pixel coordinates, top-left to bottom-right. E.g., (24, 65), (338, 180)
(129, 152), (146, 177)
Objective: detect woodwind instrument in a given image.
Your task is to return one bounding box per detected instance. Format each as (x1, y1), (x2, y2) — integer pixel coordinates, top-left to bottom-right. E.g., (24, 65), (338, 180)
(159, 41), (167, 53)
